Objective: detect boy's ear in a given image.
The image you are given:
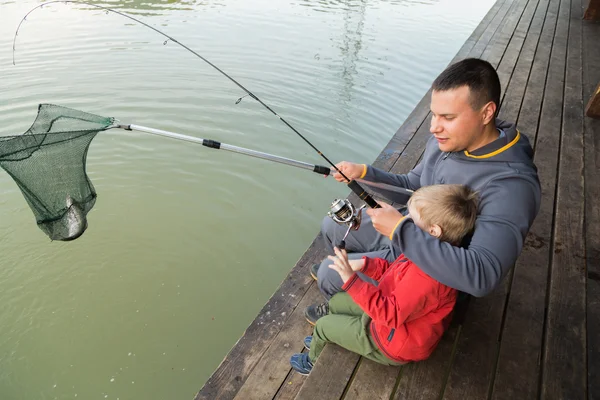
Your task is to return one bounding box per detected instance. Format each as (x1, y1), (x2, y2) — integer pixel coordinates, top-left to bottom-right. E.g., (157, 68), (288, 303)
(429, 224), (442, 238)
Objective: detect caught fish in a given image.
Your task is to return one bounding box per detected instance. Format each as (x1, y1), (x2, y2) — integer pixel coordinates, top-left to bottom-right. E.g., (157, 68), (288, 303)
(62, 195), (88, 241)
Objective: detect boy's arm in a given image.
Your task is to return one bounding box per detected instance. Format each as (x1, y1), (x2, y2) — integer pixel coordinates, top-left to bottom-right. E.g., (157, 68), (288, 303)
(358, 257), (392, 281)
(343, 266), (435, 329)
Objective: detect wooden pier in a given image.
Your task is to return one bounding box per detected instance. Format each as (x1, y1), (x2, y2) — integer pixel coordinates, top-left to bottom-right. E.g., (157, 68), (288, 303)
(196, 0), (600, 398)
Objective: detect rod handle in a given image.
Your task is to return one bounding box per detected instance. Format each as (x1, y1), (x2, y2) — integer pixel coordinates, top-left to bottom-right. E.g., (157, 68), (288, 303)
(313, 165), (331, 176)
(347, 180), (380, 209)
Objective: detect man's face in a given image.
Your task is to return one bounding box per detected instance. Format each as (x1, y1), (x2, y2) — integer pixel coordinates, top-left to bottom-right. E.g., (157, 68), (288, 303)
(430, 86), (486, 153)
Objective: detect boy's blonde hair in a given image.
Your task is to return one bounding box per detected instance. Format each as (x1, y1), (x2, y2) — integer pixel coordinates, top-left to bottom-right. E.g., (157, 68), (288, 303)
(407, 184), (479, 245)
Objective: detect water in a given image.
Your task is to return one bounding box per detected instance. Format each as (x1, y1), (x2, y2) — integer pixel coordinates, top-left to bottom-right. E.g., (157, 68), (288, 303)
(0, 0), (495, 398)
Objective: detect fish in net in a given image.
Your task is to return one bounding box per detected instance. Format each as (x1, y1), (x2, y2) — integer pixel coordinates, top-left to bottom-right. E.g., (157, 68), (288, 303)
(0, 104), (115, 241)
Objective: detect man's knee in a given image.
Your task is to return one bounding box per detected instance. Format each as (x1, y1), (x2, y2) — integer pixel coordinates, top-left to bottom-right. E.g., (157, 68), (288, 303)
(317, 259), (343, 300)
(321, 214), (337, 237)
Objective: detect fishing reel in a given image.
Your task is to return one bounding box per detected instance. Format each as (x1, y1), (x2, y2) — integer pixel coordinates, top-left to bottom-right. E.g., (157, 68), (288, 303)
(327, 198), (366, 249)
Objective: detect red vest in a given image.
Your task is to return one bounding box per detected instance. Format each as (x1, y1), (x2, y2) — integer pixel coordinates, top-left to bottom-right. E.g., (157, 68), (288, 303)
(343, 255), (457, 362)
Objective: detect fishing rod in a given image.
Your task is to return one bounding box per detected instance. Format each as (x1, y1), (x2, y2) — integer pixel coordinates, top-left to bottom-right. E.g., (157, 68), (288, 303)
(119, 122), (415, 200)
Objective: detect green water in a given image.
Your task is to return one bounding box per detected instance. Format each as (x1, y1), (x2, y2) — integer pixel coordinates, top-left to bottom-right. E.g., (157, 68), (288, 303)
(0, 0), (494, 398)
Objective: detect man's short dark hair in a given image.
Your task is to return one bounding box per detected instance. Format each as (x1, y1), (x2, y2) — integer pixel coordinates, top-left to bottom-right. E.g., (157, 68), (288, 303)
(432, 58), (501, 113)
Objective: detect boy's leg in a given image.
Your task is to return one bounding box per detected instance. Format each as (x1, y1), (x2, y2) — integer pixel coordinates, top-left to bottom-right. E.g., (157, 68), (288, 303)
(308, 313), (374, 362)
(309, 293), (406, 367)
(328, 292), (366, 316)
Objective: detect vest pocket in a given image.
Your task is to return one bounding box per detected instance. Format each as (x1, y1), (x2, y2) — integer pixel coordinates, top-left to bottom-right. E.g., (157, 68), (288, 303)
(387, 328), (395, 342)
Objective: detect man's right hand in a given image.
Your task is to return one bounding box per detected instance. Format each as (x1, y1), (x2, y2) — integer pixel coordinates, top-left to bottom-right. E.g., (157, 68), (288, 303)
(331, 161), (366, 182)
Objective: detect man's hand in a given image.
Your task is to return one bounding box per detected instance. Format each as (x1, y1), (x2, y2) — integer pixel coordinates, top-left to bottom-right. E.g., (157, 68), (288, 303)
(327, 247), (355, 283)
(331, 161), (365, 182)
(366, 202), (404, 238)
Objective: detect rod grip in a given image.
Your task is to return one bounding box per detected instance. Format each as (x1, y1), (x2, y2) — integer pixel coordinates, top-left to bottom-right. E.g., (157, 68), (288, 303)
(347, 180), (380, 209)
(202, 139), (221, 149)
(313, 165), (331, 176)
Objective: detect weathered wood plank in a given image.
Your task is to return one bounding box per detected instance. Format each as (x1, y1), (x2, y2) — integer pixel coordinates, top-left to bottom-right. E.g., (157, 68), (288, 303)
(490, 0), (563, 398)
(232, 286), (319, 400)
(393, 322), (461, 400)
(585, 82), (600, 119)
(194, 240), (327, 400)
(482, 0), (533, 69)
(582, 12), (600, 400)
(273, 368), (307, 400)
(541, 0), (587, 398)
(584, 0), (600, 20)
(440, 1), (541, 398)
(343, 360), (400, 400)
(294, 344), (361, 400)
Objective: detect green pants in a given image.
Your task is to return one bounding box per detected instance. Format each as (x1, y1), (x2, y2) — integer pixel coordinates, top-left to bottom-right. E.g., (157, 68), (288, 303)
(308, 292), (405, 366)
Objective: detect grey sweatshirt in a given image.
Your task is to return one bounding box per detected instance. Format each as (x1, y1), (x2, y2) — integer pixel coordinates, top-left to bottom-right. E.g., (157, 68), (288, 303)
(363, 120), (541, 297)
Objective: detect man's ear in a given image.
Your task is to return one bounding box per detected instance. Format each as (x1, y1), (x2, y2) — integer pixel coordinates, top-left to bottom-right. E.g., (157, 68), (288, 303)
(482, 101), (498, 125)
(429, 224), (442, 238)
(482, 101), (497, 125)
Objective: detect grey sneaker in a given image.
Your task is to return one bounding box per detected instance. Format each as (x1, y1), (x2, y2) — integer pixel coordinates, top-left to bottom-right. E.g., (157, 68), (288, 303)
(304, 302), (329, 325)
(310, 263), (319, 281)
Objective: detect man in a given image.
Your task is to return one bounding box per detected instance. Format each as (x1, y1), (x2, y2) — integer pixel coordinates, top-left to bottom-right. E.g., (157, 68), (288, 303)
(305, 58), (541, 324)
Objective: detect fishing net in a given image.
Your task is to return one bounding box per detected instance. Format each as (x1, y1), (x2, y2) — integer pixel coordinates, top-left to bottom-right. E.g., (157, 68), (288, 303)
(0, 104), (115, 241)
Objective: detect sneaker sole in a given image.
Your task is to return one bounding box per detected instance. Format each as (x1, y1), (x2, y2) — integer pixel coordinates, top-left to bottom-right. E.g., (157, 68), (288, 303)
(310, 270), (318, 281)
(304, 315), (317, 326)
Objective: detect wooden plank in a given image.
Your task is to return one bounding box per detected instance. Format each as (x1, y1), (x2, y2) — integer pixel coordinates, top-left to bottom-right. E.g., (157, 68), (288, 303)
(584, 0), (600, 20)
(439, 2), (541, 398)
(343, 360), (400, 400)
(499, 0), (554, 126)
(232, 286), (319, 400)
(273, 368), (307, 400)
(194, 240), (327, 400)
(585, 82), (600, 119)
(490, 0), (563, 398)
(393, 322), (461, 400)
(294, 344), (361, 400)
(582, 13), (600, 400)
(481, 0), (533, 69)
(541, 0), (587, 397)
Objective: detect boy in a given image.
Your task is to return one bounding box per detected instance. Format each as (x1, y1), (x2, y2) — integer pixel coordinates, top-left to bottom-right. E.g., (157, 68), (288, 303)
(290, 184), (478, 374)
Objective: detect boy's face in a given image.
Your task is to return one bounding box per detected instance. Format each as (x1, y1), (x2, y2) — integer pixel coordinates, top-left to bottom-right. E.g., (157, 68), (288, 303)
(429, 86), (491, 153)
(407, 202), (427, 231)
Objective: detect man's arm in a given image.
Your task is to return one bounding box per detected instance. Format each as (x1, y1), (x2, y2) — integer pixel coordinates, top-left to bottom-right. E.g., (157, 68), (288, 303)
(391, 178), (541, 297)
(361, 161), (423, 191)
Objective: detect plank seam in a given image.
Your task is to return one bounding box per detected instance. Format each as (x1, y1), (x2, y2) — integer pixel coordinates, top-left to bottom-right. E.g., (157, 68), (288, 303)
(537, 0), (571, 397)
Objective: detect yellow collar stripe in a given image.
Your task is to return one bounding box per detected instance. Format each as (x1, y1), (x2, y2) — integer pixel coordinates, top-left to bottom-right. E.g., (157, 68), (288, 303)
(463, 131), (521, 159)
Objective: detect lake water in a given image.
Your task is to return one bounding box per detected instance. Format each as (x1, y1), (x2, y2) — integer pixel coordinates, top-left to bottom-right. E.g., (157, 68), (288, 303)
(0, 0), (494, 398)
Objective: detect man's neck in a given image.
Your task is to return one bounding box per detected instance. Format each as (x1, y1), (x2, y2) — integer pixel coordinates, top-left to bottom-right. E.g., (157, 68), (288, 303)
(466, 123), (499, 153)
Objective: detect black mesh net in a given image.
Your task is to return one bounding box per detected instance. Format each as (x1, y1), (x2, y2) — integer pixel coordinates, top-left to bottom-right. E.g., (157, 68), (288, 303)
(0, 104), (115, 241)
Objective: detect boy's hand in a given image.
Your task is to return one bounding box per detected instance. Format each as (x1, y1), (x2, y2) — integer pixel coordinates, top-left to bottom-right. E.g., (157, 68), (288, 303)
(327, 247), (355, 283)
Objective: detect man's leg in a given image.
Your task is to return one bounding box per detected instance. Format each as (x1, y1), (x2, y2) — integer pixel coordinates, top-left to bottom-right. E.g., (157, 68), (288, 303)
(316, 250), (387, 300)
